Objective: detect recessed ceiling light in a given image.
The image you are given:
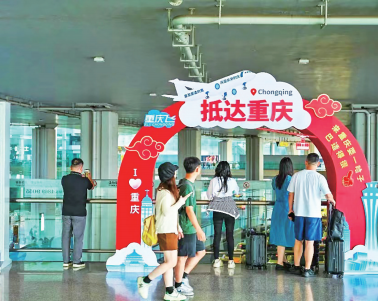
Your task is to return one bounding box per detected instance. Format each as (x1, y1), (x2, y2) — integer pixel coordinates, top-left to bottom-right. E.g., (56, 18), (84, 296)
(298, 59), (310, 65)
(93, 56), (105, 62)
(39, 119), (44, 122)
(149, 93), (157, 97)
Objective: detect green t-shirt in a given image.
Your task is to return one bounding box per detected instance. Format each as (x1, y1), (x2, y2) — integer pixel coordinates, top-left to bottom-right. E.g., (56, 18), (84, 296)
(178, 178), (197, 235)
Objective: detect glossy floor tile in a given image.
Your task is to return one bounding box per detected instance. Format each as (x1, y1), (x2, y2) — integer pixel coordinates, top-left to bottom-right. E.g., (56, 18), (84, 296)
(1, 262), (378, 301)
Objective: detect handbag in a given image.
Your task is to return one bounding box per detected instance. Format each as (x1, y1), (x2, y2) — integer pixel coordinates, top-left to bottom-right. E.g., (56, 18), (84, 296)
(142, 206), (158, 246)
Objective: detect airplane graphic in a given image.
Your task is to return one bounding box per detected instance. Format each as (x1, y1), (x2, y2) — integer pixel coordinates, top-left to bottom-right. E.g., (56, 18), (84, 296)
(162, 70), (256, 102)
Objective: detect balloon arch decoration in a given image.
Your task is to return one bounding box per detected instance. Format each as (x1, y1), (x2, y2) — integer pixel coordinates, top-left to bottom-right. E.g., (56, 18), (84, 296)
(106, 71), (377, 275)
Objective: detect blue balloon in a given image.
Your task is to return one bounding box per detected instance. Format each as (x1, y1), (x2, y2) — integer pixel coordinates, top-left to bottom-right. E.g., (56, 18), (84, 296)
(232, 89), (237, 95)
(215, 83), (220, 90)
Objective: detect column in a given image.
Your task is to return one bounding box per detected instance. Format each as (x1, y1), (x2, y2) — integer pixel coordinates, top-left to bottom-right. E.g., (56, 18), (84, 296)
(352, 112), (367, 157)
(218, 140), (232, 162)
(270, 142), (276, 155)
(0, 101), (11, 270)
(32, 126), (57, 179)
(178, 128), (201, 179)
(246, 136), (263, 180)
(80, 111), (118, 260)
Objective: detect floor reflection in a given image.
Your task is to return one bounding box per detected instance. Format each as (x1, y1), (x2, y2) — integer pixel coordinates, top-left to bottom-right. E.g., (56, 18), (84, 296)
(344, 275), (378, 301)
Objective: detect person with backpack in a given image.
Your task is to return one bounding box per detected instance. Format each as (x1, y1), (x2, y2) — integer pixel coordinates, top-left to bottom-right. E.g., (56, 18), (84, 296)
(206, 161), (240, 269)
(287, 153), (336, 277)
(270, 157), (295, 271)
(137, 162), (192, 301)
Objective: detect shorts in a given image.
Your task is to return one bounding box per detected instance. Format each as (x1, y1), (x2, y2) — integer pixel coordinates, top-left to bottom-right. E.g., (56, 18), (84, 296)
(157, 233), (178, 251)
(294, 216), (322, 241)
(178, 233), (205, 258)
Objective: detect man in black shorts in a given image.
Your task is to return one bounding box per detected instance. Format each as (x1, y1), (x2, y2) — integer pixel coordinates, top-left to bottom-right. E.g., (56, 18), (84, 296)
(174, 157), (206, 296)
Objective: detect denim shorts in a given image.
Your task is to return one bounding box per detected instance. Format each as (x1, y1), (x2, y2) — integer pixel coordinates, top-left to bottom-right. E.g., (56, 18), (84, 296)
(178, 234), (205, 258)
(294, 216), (322, 241)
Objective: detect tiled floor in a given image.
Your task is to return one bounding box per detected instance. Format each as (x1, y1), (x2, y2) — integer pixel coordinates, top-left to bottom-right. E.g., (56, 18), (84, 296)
(1, 262), (378, 301)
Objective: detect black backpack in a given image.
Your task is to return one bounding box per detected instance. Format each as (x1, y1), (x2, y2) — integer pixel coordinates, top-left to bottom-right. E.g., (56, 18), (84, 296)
(328, 206), (345, 240)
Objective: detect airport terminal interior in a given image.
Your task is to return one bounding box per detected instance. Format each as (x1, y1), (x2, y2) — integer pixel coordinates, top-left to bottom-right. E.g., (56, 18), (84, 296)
(1, 1), (378, 300)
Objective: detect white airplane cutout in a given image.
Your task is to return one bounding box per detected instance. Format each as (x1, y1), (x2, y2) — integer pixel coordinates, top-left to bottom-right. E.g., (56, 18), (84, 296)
(162, 70), (256, 102)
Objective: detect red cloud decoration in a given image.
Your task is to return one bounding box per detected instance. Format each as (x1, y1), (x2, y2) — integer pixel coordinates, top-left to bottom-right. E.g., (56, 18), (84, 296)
(305, 94), (342, 118)
(125, 136), (165, 160)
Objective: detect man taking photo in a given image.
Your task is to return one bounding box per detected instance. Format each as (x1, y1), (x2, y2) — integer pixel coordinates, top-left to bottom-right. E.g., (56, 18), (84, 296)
(61, 158), (96, 269)
(288, 153), (336, 277)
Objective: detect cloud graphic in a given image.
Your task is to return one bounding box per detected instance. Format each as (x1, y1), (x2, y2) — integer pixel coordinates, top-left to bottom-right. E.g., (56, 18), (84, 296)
(305, 94), (342, 118)
(179, 72), (311, 130)
(126, 136), (165, 160)
(106, 243), (159, 272)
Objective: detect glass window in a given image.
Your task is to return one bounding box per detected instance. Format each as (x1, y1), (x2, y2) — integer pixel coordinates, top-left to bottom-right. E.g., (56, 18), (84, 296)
(118, 126), (139, 170)
(231, 138), (246, 169)
(56, 127), (81, 179)
(10, 126), (34, 179)
(156, 134), (178, 167)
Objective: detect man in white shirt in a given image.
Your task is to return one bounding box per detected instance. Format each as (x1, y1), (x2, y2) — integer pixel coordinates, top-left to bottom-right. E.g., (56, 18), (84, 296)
(287, 153), (336, 277)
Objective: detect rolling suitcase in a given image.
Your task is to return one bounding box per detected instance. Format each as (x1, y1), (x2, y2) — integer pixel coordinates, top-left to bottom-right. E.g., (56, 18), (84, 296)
(245, 198), (266, 270)
(246, 232), (266, 269)
(325, 204), (344, 278)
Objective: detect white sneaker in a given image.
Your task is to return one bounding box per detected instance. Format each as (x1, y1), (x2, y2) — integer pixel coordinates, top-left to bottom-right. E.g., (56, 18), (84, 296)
(73, 262), (85, 269)
(63, 261), (73, 269)
(137, 277), (151, 299)
(182, 277), (193, 292)
(213, 259), (224, 268)
(164, 289), (187, 301)
(228, 260), (236, 269)
(177, 283), (194, 296)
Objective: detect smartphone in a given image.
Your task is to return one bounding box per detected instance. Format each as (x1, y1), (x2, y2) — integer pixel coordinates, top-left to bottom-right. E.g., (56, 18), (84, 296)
(84, 169), (90, 177)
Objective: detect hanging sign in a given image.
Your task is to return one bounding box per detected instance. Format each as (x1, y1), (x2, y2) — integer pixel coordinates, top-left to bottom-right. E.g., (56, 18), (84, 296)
(296, 139), (310, 150)
(164, 71), (312, 130)
(279, 141), (289, 147)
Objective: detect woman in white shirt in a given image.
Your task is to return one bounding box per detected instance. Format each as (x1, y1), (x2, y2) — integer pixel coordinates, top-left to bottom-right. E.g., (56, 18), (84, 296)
(206, 161), (240, 269)
(138, 162), (192, 301)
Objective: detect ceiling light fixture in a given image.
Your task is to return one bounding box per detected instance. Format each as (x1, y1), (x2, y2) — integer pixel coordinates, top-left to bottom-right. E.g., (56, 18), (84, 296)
(149, 93), (157, 97)
(298, 59), (310, 65)
(93, 56), (105, 62)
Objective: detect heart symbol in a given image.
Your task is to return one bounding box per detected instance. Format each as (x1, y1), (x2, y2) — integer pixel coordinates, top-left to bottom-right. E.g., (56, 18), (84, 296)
(251, 88), (257, 96)
(129, 179), (142, 190)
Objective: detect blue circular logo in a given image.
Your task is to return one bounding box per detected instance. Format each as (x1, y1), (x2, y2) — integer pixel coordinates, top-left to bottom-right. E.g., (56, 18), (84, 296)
(215, 83), (220, 90)
(232, 89), (237, 95)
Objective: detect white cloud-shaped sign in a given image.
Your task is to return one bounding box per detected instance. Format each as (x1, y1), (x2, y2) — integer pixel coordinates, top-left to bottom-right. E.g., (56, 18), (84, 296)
(175, 72), (311, 130)
(106, 242), (159, 272)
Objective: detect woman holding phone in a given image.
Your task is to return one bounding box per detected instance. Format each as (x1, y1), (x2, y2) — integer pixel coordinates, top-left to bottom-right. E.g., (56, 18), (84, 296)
(270, 157), (295, 270)
(138, 162), (192, 301)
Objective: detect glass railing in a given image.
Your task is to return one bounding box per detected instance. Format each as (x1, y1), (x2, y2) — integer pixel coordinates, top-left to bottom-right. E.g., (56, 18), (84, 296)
(9, 178), (329, 264)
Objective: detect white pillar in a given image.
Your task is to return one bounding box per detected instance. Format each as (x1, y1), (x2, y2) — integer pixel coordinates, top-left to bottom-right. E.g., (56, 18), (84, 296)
(178, 128), (201, 179)
(270, 142), (276, 155)
(32, 126), (57, 179)
(352, 112), (367, 157)
(246, 136), (263, 180)
(219, 140), (233, 162)
(0, 101), (11, 270)
(80, 111), (118, 260)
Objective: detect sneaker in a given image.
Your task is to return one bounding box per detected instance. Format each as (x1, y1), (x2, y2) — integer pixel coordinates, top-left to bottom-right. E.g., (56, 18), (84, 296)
(63, 261), (73, 269)
(275, 264), (286, 271)
(176, 283), (194, 296)
(228, 260), (236, 269)
(283, 262), (293, 270)
(73, 262), (85, 269)
(213, 259), (224, 268)
(289, 266), (302, 275)
(182, 277), (193, 292)
(302, 268), (316, 278)
(164, 289), (186, 301)
(137, 277), (151, 299)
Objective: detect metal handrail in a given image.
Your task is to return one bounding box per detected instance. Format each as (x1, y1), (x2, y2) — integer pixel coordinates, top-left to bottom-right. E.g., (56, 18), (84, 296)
(10, 199), (329, 206)
(10, 198), (275, 205)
